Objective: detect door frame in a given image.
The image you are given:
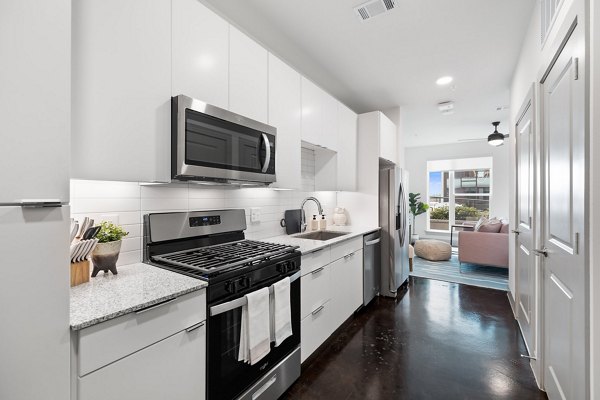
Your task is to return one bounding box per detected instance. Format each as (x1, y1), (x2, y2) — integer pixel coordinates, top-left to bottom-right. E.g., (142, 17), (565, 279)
(514, 83), (544, 387)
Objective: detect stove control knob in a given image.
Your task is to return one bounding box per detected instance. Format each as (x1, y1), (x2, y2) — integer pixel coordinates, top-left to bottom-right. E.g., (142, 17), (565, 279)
(225, 280), (236, 294)
(238, 276), (251, 288)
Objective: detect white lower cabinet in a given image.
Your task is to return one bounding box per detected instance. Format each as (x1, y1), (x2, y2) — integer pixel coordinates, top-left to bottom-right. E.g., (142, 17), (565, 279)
(300, 300), (333, 363)
(299, 239), (364, 362)
(78, 324), (206, 400)
(330, 249), (363, 330)
(73, 289), (207, 400)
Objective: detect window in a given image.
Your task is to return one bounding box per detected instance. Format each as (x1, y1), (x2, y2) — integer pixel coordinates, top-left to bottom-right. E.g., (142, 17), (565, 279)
(427, 158), (492, 232)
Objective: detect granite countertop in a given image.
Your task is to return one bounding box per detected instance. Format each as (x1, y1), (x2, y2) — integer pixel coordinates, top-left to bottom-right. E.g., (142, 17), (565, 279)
(70, 263), (207, 331)
(265, 225), (380, 254)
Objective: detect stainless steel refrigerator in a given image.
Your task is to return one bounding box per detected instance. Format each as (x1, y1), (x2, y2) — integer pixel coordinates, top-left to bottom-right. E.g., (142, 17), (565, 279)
(379, 164), (410, 297)
(0, 1), (71, 398)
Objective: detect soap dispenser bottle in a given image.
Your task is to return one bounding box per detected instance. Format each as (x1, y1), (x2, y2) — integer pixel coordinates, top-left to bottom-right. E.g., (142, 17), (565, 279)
(310, 215), (319, 231)
(318, 214), (327, 230)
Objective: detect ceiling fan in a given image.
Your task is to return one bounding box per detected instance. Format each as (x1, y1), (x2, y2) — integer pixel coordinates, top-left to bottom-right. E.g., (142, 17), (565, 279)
(458, 122), (509, 146)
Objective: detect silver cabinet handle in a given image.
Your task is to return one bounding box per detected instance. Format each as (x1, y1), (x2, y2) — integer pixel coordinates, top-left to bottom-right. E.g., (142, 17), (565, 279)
(135, 297), (177, 315)
(365, 238), (381, 246)
(533, 248), (548, 257)
(311, 266), (325, 275)
(185, 321), (205, 333)
(312, 304), (325, 315)
(19, 199), (62, 208)
(344, 252), (355, 260)
(261, 133), (271, 173)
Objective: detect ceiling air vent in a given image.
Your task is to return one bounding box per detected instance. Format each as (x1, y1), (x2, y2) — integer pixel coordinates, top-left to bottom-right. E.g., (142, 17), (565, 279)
(354, 0), (397, 22)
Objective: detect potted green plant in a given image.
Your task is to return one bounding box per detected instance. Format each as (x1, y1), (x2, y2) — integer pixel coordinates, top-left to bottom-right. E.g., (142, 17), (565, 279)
(409, 193), (429, 242)
(91, 221), (129, 276)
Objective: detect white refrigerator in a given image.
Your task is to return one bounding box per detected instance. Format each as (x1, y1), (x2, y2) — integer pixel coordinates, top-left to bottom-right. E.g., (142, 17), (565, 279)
(379, 164), (410, 297)
(0, 0), (71, 399)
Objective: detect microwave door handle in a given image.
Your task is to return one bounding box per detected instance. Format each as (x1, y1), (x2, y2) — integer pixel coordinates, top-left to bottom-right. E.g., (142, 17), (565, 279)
(261, 133), (271, 173)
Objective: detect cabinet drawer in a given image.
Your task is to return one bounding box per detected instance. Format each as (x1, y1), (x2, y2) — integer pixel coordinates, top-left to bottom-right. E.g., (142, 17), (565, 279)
(78, 324), (206, 400)
(300, 246), (330, 276)
(300, 265), (331, 320)
(78, 289), (206, 376)
(330, 236), (363, 262)
(300, 300), (333, 362)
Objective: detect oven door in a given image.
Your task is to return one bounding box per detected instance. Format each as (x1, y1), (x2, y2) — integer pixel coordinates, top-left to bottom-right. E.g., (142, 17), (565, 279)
(172, 95), (276, 184)
(207, 274), (300, 400)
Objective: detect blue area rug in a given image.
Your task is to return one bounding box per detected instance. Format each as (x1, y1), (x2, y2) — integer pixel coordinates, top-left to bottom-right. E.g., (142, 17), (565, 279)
(410, 249), (508, 291)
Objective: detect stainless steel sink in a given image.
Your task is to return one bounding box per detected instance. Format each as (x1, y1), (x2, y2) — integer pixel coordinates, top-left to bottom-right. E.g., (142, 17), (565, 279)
(294, 231), (350, 241)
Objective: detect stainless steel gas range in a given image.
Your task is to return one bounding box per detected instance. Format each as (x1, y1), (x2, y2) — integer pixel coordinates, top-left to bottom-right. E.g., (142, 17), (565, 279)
(143, 209), (301, 400)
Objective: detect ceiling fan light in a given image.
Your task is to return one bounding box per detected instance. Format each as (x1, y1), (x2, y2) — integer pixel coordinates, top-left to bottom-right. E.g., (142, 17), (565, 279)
(487, 132), (505, 146)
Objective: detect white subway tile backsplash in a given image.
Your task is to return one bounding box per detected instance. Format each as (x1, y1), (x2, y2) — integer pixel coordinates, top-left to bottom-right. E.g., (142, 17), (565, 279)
(70, 148), (336, 265)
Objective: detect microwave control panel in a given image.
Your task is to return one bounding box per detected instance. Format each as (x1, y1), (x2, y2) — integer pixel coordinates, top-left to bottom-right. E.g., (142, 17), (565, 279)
(189, 215), (221, 227)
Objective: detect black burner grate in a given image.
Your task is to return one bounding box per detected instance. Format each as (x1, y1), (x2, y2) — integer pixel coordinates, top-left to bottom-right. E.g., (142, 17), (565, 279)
(151, 240), (297, 275)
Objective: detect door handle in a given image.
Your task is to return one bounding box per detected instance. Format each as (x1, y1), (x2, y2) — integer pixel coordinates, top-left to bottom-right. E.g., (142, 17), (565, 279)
(261, 133), (271, 173)
(533, 248), (548, 257)
(511, 230), (521, 235)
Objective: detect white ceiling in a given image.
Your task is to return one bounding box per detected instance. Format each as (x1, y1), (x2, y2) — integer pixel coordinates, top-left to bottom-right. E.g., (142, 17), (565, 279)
(201, 0), (535, 147)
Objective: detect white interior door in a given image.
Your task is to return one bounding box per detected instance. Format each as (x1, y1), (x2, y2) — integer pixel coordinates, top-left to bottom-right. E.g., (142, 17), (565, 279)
(515, 87), (537, 361)
(540, 22), (587, 400)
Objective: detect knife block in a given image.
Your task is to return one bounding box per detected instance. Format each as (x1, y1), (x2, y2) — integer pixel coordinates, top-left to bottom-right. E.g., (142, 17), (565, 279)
(70, 260), (90, 287)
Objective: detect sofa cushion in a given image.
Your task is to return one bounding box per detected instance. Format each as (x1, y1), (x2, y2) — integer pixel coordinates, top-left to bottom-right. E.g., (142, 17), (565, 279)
(500, 223), (509, 234)
(479, 219), (502, 233)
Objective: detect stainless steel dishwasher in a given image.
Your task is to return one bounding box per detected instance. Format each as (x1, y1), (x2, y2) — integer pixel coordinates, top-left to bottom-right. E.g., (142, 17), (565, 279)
(363, 231), (381, 306)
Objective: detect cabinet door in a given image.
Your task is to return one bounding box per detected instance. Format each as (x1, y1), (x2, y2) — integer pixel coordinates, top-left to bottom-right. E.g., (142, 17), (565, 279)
(72, 0), (171, 183)
(330, 249), (363, 330)
(172, 0), (229, 109)
(301, 77), (323, 145)
(268, 54), (301, 190)
(0, 0), (70, 203)
(229, 27), (268, 123)
(379, 113), (397, 164)
(300, 300), (333, 362)
(321, 94), (339, 151)
(337, 103), (358, 191)
(79, 324), (206, 400)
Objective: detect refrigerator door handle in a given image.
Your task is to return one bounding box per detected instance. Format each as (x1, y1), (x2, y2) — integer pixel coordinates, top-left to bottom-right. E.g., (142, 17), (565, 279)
(19, 199), (63, 208)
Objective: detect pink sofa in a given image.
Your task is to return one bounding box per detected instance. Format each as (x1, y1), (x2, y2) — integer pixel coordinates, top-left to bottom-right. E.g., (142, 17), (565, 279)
(458, 224), (509, 269)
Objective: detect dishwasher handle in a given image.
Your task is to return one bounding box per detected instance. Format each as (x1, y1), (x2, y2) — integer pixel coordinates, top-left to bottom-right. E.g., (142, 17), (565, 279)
(365, 238), (381, 246)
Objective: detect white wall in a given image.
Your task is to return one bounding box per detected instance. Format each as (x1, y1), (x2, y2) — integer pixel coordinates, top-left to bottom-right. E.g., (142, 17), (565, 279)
(404, 141), (510, 237)
(70, 148), (337, 266)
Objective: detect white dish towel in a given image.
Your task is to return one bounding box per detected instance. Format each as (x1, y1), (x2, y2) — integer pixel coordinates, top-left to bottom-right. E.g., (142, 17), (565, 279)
(270, 277), (293, 346)
(238, 287), (271, 365)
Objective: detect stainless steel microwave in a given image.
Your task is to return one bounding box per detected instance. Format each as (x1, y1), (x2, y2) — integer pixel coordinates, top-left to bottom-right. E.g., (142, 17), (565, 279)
(171, 95), (276, 184)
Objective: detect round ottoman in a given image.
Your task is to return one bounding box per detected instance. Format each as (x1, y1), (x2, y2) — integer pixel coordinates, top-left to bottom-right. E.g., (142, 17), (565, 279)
(414, 239), (451, 261)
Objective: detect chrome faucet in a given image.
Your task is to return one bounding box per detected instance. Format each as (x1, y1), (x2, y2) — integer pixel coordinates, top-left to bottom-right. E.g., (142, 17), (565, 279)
(300, 197), (323, 232)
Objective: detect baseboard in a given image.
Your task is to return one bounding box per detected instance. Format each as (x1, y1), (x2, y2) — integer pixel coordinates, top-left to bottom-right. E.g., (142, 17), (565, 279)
(507, 290), (517, 318)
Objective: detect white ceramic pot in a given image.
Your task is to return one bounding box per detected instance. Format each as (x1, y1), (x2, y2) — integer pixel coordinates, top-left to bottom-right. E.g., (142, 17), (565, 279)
(333, 207), (347, 226)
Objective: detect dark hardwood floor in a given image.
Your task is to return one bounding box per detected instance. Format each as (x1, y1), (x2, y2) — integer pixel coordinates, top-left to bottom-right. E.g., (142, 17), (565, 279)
(282, 276), (547, 400)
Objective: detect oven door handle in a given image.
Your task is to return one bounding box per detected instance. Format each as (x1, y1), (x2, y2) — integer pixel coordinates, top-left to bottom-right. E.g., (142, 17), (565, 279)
(209, 271), (300, 317)
(261, 133), (271, 173)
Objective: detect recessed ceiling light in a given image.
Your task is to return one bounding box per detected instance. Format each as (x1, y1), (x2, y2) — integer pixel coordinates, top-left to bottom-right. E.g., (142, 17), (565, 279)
(436, 76), (453, 85)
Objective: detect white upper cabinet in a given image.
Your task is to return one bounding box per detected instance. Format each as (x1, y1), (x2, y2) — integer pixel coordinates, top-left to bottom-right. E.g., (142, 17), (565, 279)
(268, 54), (302, 190)
(72, 0), (172, 183)
(229, 27), (268, 123)
(0, 0), (71, 203)
(336, 103), (358, 191)
(301, 78), (338, 151)
(172, 0), (229, 109)
(321, 93), (339, 151)
(379, 113), (397, 164)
